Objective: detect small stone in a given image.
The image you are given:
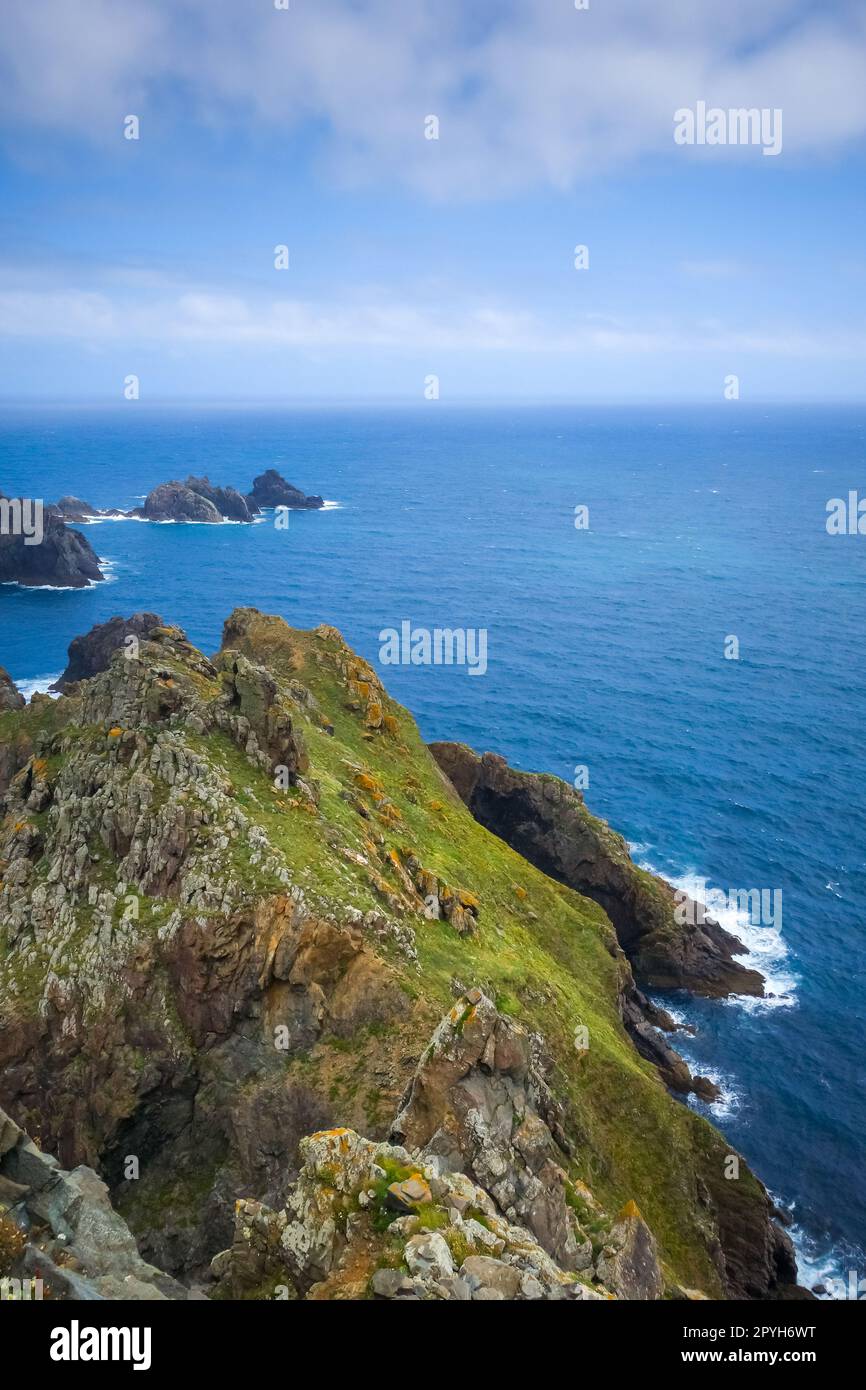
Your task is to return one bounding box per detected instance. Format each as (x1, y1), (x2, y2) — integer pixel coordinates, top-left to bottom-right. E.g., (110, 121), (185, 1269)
(386, 1175), (432, 1212)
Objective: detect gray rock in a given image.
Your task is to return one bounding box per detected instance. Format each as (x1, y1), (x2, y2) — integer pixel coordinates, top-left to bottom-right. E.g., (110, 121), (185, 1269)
(0, 1104), (186, 1301)
(460, 1255), (522, 1299)
(404, 1232), (454, 1282)
(595, 1205), (664, 1300)
(0, 666), (25, 711)
(370, 1268), (415, 1299)
(142, 481), (222, 523)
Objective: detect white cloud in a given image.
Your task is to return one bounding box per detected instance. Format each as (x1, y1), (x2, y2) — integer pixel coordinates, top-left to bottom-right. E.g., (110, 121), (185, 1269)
(1, 0), (865, 196)
(0, 265), (862, 361)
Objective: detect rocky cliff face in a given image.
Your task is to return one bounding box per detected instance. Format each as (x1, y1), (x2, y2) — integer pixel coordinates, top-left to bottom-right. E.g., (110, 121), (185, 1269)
(50, 612), (163, 691)
(429, 744), (764, 998)
(0, 668), (25, 712)
(0, 610), (799, 1299)
(0, 505), (104, 588)
(0, 1104), (186, 1300)
(183, 476), (253, 523)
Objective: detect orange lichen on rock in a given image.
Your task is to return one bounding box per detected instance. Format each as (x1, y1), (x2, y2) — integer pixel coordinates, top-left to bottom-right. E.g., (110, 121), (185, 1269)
(354, 771), (384, 798)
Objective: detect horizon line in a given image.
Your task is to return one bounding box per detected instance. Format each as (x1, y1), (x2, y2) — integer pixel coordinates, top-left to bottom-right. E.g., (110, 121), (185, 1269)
(1, 397), (865, 411)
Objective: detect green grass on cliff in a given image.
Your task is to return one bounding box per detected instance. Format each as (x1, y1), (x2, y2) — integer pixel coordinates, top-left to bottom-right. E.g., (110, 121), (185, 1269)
(204, 613), (737, 1292)
(0, 613), (741, 1294)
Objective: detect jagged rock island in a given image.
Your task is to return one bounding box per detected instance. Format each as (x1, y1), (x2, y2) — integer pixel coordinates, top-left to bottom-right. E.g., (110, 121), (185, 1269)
(0, 499), (105, 588)
(30, 470), (325, 529)
(0, 611), (801, 1301)
(246, 468), (324, 511)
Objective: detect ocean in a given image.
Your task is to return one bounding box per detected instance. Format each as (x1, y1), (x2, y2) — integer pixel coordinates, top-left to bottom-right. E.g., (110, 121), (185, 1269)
(1, 402), (864, 1292)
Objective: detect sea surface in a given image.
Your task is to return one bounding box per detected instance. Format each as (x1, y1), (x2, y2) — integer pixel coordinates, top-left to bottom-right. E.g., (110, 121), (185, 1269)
(1, 402), (864, 1293)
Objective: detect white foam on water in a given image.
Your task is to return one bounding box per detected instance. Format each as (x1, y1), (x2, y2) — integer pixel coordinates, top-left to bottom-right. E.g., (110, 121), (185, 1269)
(15, 672), (62, 701)
(75, 513), (149, 524)
(779, 1207), (865, 1299)
(685, 1065), (744, 1121)
(639, 861), (798, 1010)
(1, 579), (98, 592)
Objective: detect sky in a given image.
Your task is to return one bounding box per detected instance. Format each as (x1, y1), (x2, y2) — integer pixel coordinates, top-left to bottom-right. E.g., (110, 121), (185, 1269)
(0, 0), (865, 403)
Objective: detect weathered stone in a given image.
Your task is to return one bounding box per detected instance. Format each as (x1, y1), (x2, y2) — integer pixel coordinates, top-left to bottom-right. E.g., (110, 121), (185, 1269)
(404, 1232), (454, 1281)
(370, 1268), (414, 1298)
(460, 1255), (522, 1299)
(595, 1202), (664, 1301)
(0, 1104), (184, 1300)
(386, 1175), (432, 1212)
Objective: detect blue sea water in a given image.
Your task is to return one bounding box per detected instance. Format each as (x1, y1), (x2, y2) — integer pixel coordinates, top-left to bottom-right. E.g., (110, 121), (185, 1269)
(1, 402), (864, 1292)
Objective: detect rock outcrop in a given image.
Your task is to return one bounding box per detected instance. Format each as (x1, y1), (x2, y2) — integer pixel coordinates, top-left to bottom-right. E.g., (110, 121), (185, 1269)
(430, 744), (763, 998)
(620, 981), (720, 1103)
(51, 612), (163, 691)
(391, 988), (591, 1271)
(209, 991), (664, 1300)
(0, 1105), (184, 1300)
(140, 481), (223, 524)
(182, 476), (253, 523)
(210, 1126), (613, 1302)
(51, 497), (126, 523)
(0, 502), (104, 587)
(24, 471), (324, 528)
(246, 469), (324, 511)
(0, 667), (25, 711)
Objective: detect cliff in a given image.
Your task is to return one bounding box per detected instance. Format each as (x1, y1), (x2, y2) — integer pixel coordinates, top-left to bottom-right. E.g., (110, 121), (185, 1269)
(429, 744), (764, 998)
(0, 610), (798, 1299)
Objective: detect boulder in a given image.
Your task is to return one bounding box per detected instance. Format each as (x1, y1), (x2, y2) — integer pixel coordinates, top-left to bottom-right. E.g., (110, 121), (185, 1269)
(404, 1232), (454, 1281)
(0, 1104), (185, 1300)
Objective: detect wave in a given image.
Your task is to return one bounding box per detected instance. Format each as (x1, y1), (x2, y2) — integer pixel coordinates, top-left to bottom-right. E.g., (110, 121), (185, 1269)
(781, 1207), (866, 1299)
(1, 579), (101, 592)
(637, 859), (798, 1009)
(15, 672), (62, 701)
(76, 513), (149, 524)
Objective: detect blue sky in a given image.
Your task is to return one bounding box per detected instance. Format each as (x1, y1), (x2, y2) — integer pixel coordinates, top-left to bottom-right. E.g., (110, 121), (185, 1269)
(1, 0), (865, 402)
